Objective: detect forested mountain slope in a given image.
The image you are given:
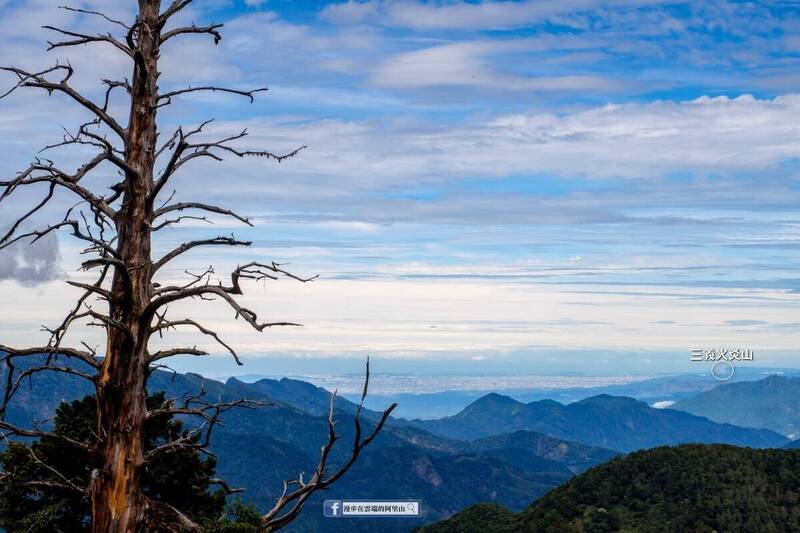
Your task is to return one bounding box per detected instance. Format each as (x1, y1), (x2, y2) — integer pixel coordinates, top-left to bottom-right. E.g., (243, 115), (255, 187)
(422, 444), (800, 533)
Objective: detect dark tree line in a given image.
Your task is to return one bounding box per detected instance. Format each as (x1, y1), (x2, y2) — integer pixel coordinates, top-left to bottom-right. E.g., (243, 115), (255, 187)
(0, 1), (395, 531)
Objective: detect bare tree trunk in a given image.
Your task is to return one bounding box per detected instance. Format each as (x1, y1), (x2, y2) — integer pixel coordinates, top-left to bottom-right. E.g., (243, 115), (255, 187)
(90, 1), (160, 531)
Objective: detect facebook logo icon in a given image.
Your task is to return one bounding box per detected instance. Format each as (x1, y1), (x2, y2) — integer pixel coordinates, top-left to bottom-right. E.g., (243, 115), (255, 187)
(323, 500), (342, 518)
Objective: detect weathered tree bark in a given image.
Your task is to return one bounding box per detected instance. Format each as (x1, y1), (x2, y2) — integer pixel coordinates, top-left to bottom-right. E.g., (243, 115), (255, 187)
(90, 1), (160, 531)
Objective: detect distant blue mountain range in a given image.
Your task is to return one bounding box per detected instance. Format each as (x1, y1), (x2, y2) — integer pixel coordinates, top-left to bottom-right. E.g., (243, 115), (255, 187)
(409, 392), (788, 452)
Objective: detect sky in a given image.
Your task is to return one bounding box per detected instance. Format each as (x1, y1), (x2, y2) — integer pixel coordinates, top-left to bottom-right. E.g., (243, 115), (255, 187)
(0, 0), (799, 377)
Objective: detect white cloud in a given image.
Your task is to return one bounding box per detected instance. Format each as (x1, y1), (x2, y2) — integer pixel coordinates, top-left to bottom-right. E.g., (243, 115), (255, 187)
(651, 400), (675, 409)
(322, 0), (668, 30)
(371, 40), (624, 91)
(0, 231), (61, 286)
(205, 93), (800, 187)
(321, 0), (382, 24)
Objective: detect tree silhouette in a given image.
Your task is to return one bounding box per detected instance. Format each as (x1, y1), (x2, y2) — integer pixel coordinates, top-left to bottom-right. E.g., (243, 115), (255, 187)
(0, 2), (396, 531)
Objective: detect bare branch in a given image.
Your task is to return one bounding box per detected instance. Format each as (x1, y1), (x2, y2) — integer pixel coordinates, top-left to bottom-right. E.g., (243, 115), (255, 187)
(262, 359), (397, 530)
(63, 281), (113, 302)
(159, 0), (195, 24)
(0, 345), (99, 370)
(153, 236), (252, 272)
(207, 142), (307, 162)
(0, 65), (127, 140)
(182, 129), (307, 164)
(148, 347), (207, 361)
(1, 364), (96, 423)
(0, 156), (119, 221)
(209, 478), (243, 494)
(154, 202), (253, 226)
(43, 25), (132, 57)
(145, 398), (259, 425)
(150, 317), (242, 365)
(0, 219), (118, 259)
(100, 78), (131, 113)
(150, 122), (304, 200)
(158, 85), (266, 104)
(0, 421), (89, 451)
(60, 6), (130, 29)
(0, 345), (98, 419)
(152, 266), (215, 296)
(152, 215), (210, 232)
(145, 396), (262, 462)
(22, 444), (88, 495)
(146, 262), (316, 333)
(161, 23), (223, 45)
(144, 498), (200, 532)
(39, 121), (131, 175)
(82, 257), (133, 298)
(53, 306), (133, 342)
(150, 120), (212, 198)
(0, 183), (55, 245)
(22, 479), (87, 493)
(11, 363), (96, 385)
(45, 263), (110, 352)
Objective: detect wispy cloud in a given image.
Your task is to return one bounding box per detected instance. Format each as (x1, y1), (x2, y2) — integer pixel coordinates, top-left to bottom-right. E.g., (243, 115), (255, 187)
(0, 231), (61, 287)
(371, 40), (626, 91)
(322, 0), (670, 30)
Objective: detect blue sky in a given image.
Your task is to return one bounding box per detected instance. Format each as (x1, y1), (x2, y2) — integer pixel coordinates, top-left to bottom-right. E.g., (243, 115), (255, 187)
(1, 0), (799, 375)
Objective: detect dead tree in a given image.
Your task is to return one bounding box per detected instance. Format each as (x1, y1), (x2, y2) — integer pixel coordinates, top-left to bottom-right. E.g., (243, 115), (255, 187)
(0, 2), (396, 531)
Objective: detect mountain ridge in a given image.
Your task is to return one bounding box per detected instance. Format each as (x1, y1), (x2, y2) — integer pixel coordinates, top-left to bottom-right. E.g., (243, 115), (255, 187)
(672, 375), (800, 438)
(411, 391), (789, 451)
